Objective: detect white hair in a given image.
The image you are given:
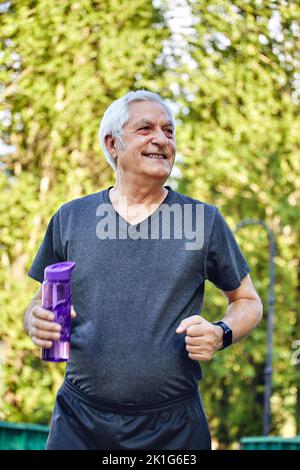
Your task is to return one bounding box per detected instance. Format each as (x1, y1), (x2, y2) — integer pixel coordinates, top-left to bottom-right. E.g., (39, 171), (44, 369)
(98, 90), (176, 170)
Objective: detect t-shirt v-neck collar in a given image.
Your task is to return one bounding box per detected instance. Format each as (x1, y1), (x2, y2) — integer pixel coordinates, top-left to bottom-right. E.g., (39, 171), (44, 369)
(102, 185), (173, 228)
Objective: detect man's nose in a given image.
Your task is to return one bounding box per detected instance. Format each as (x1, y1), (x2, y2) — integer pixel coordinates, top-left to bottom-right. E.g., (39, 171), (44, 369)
(151, 128), (169, 145)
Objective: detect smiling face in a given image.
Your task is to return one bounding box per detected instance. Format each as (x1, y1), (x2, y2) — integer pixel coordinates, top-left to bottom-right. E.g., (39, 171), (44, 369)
(105, 100), (176, 183)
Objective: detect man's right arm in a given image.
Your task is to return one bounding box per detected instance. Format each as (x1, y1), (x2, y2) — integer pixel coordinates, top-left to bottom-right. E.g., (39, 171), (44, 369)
(23, 285), (62, 349)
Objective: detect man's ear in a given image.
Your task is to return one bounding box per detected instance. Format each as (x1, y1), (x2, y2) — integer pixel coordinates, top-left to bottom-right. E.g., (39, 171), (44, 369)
(104, 135), (117, 162)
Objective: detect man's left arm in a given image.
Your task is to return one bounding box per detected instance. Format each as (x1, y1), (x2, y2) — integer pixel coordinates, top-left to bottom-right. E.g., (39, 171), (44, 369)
(176, 274), (263, 361)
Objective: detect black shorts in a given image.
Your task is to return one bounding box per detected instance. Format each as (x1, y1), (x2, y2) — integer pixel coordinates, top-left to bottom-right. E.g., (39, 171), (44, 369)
(46, 377), (211, 450)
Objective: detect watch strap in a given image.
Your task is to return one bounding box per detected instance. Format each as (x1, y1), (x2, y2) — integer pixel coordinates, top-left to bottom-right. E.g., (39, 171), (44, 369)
(212, 321), (232, 349)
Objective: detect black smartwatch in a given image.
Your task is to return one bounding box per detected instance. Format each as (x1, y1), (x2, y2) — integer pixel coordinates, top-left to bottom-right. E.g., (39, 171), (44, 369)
(212, 321), (232, 350)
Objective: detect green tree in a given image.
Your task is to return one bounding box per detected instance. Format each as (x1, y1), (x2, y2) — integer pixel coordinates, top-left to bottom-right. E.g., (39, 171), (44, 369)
(0, 0), (170, 423)
(167, 0), (300, 447)
(1, 0), (299, 450)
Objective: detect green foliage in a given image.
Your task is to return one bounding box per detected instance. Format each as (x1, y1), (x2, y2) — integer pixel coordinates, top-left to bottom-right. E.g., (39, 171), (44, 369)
(1, 0), (299, 449)
(0, 0), (170, 424)
(169, 0), (300, 447)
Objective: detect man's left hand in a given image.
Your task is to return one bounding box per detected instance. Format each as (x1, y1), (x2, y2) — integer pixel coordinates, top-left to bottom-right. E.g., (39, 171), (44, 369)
(176, 315), (223, 361)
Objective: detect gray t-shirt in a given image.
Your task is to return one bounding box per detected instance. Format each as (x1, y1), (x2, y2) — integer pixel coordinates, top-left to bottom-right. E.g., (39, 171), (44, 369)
(28, 185), (250, 405)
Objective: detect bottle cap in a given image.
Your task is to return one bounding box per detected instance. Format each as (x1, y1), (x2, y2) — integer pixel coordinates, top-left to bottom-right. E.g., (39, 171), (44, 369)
(44, 261), (76, 282)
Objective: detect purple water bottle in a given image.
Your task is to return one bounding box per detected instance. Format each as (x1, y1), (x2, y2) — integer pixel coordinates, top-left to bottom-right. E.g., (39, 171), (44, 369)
(41, 261), (76, 362)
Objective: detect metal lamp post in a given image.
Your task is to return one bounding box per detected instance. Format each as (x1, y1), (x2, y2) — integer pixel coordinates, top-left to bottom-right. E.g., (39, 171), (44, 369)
(235, 219), (276, 436)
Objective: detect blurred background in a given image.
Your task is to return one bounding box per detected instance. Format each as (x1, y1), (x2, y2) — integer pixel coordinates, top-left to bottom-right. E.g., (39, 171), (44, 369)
(0, 0), (299, 450)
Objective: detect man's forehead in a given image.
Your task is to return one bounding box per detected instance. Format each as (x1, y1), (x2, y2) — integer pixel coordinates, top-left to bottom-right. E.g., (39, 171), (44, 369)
(126, 101), (172, 127)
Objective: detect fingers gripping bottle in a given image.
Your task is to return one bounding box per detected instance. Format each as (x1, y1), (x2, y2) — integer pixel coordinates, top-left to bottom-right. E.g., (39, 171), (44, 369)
(41, 261), (76, 362)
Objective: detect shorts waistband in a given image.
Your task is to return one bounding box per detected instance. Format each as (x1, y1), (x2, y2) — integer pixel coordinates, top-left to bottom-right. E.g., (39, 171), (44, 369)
(63, 377), (200, 415)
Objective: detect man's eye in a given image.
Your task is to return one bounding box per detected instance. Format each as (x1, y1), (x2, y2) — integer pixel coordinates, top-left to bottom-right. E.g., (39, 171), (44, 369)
(138, 126), (173, 135)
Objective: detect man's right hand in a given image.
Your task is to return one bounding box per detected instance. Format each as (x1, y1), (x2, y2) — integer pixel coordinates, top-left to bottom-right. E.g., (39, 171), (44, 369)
(28, 303), (77, 349)
(29, 304), (62, 349)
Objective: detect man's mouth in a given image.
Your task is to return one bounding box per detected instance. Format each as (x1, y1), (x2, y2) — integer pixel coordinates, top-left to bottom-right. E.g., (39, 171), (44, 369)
(143, 153), (167, 160)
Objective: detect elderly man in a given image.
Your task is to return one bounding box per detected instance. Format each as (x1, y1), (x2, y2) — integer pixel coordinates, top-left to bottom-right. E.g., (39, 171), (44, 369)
(24, 90), (263, 450)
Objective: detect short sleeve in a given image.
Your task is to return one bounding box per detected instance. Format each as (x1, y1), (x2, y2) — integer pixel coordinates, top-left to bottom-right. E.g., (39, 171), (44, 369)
(28, 210), (65, 283)
(205, 208), (250, 291)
